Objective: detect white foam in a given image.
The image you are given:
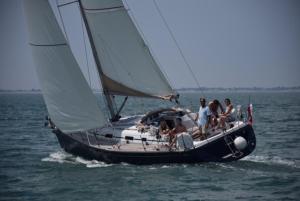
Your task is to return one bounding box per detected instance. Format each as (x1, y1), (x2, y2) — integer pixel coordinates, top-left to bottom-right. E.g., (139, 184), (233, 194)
(41, 151), (112, 168)
(120, 162), (130, 166)
(41, 151), (75, 164)
(242, 155), (299, 168)
(149, 167), (157, 170)
(75, 157), (112, 168)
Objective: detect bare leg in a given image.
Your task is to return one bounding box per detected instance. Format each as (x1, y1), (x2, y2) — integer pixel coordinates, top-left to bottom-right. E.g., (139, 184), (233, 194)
(169, 135), (177, 149)
(192, 128), (201, 139)
(220, 116), (226, 129)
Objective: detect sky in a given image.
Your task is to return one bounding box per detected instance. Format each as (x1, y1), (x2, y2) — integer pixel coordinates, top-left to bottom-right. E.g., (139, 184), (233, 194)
(0, 0), (299, 90)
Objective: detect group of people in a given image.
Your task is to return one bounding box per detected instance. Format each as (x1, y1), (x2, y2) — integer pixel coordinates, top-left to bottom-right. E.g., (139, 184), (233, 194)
(194, 97), (234, 139)
(159, 97), (235, 146)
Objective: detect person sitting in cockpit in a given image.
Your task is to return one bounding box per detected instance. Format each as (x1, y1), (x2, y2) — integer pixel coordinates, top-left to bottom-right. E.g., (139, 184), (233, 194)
(159, 119), (170, 135)
(168, 117), (187, 147)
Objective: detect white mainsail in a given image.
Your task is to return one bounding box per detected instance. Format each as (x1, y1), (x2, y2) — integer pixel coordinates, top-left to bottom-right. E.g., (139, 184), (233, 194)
(24, 0), (106, 133)
(80, 0), (175, 98)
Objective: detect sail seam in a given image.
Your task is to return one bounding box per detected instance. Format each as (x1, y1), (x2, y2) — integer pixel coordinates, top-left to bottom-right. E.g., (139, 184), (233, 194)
(57, 0), (78, 8)
(29, 43), (67, 47)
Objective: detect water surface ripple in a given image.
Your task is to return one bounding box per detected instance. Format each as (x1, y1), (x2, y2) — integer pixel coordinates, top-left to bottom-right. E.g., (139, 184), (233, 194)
(0, 92), (299, 201)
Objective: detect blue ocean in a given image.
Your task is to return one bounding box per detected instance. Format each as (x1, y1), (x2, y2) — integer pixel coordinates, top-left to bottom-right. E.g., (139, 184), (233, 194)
(0, 92), (299, 201)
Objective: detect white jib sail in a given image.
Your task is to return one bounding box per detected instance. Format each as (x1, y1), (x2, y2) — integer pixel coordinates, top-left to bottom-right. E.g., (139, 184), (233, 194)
(80, 0), (175, 98)
(24, 0), (106, 133)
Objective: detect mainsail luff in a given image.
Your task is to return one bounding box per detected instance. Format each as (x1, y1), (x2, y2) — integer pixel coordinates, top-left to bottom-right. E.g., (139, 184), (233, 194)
(79, 0), (176, 100)
(24, 0), (107, 133)
(78, 0), (117, 119)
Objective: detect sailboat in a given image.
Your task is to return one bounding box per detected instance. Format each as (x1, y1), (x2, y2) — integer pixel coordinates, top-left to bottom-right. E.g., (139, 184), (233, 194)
(24, 0), (256, 164)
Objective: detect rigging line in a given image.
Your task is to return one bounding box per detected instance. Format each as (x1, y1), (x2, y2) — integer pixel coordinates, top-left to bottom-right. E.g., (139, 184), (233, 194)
(94, 70), (111, 121)
(123, 0), (176, 92)
(152, 0), (202, 91)
(97, 77), (111, 121)
(55, 0), (70, 44)
(78, 3), (92, 87)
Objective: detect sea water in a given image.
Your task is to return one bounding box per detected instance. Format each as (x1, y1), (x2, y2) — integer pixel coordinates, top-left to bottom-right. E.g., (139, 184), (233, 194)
(0, 92), (299, 201)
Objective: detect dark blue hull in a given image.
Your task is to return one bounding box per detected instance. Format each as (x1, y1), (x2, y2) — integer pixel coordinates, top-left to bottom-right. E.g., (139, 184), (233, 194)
(54, 124), (256, 165)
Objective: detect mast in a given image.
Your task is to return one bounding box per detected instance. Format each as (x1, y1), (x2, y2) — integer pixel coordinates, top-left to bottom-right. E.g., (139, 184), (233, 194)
(78, 0), (117, 120)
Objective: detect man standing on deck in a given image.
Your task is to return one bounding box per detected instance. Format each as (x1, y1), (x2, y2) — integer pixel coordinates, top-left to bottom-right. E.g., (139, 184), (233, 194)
(194, 98), (211, 139)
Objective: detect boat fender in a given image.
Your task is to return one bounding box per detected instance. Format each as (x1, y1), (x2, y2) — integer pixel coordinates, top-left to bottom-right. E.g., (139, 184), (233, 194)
(234, 136), (247, 150)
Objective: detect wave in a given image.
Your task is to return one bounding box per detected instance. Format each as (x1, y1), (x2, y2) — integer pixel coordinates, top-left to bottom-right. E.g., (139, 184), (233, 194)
(41, 151), (112, 168)
(241, 155), (299, 168)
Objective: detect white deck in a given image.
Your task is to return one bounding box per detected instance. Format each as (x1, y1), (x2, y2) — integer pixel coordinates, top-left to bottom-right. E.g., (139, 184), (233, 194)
(85, 111), (247, 153)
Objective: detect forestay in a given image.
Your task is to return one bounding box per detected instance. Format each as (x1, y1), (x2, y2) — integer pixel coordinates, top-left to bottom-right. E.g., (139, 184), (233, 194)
(24, 0), (106, 133)
(80, 0), (175, 99)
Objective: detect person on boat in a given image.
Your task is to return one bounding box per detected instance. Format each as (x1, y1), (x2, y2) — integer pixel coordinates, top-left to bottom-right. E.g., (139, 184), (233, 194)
(194, 98), (211, 139)
(219, 98), (235, 128)
(213, 99), (224, 115)
(159, 119), (170, 135)
(168, 117), (187, 147)
(208, 99), (224, 127)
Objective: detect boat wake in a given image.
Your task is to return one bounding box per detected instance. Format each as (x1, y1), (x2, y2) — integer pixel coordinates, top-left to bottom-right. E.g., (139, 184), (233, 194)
(241, 155), (299, 169)
(41, 151), (112, 168)
(42, 151), (298, 169)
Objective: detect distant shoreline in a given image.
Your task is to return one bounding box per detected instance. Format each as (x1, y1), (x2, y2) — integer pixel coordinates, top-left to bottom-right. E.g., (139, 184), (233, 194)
(176, 86), (300, 93)
(1, 86), (299, 94)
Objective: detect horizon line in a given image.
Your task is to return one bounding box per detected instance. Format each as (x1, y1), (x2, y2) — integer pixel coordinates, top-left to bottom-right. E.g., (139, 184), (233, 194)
(1, 86), (300, 91)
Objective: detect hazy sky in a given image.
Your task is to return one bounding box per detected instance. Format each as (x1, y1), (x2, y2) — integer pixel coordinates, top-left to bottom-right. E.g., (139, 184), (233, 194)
(0, 0), (299, 90)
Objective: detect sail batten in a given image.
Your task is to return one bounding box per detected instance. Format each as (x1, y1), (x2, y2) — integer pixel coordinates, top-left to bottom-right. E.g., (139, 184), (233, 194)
(80, 0), (175, 99)
(29, 43), (68, 47)
(83, 6), (124, 12)
(24, 0), (106, 133)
